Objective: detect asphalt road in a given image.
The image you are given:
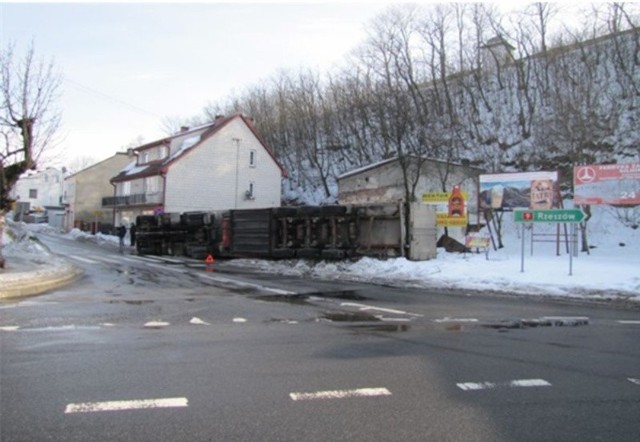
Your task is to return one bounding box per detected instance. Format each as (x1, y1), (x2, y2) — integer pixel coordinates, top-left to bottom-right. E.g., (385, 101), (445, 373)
(1, 234), (639, 441)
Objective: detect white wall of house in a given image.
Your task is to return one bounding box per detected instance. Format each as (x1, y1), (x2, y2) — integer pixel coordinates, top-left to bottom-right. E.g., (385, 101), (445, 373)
(164, 119), (282, 212)
(10, 168), (64, 210)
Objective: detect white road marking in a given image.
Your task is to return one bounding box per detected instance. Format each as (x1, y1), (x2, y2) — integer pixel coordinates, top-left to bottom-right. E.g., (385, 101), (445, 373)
(233, 318), (247, 323)
(144, 321), (170, 328)
(617, 320), (640, 325)
(457, 378), (552, 391)
(0, 326), (20, 331)
(189, 317), (210, 325)
(156, 257), (184, 264)
(68, 255), (99, 264)
(340, 302), (423, 317)
(378, 317), (412, 322)
(129, 255), (164, 263)
(628, 378), (640, 386)
(144, 262), (186, 273)
(197, 273), (296, 294)
(64, 397), (188, 414)
(290, 387), (392, 401)
(434, 317), (479, 323)
(98, 256), (126, 264)
(23, 325), (101, 332)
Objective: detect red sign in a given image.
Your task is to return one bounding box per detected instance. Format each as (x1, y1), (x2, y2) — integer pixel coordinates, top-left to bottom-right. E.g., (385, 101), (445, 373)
(574, 163), (640, 205)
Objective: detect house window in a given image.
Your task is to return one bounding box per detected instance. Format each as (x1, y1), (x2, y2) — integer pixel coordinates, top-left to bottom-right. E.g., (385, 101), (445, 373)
(144, 176), (160, 193)
(249, 149), (257, 167)
(29, 189), (37, 199)
(122, 181), (131, 196)
(141, 152), (149, 164)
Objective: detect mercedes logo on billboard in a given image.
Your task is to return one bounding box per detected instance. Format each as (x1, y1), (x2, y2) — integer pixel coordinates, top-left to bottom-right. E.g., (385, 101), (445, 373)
(575, 166), (597, 184)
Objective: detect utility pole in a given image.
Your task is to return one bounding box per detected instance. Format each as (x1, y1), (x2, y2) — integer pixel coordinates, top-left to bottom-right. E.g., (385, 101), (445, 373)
(232, 138), (241, 209)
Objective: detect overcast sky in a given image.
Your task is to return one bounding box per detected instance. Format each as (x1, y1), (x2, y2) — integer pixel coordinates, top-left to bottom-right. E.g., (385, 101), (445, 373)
(1, 1), (403, 168)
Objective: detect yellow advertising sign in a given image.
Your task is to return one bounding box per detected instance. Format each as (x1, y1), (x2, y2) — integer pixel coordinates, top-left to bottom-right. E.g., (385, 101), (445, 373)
(422, 192), (469, 203)
(437, 213), (468, 227)
(423, 191), (469, 227)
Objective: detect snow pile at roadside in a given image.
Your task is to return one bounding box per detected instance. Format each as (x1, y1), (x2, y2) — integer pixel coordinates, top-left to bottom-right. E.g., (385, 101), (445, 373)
(232, 207), (640, 302)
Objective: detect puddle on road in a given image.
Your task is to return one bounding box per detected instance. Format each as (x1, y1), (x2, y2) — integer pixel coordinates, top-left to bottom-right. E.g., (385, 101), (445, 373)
(252, 294), (310, 305)
(252, 289), (367, 306)
(322, 311), (379, 322)
(482, 317), (590, 330)
(106, 300), (155, 305)
(348, 324), (412, 333)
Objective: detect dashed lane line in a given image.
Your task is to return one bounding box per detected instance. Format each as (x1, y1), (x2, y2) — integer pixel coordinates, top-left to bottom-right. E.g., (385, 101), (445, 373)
(617, 320), (640, 325)
(144, 262), (188, 273)
(629, 378), (640, 386)
(457, 378), (552, 391)
(196, 273), (296, 295)
(68, 255), (100, 264)
(290, 387), (392, 401)
(340, 302), (423, 318)
(64, 397), (188, 414)
(434, 317), (479, 323)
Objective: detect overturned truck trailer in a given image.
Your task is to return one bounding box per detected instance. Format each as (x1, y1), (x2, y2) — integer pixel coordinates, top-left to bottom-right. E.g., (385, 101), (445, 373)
(135, 202), (437, 261)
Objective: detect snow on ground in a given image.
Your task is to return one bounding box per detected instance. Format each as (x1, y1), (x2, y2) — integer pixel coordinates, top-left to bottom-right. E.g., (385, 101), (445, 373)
(5, 206), (639, 303)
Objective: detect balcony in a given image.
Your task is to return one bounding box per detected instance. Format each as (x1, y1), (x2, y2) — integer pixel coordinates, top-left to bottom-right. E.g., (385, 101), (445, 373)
(102, 192), (163, 207)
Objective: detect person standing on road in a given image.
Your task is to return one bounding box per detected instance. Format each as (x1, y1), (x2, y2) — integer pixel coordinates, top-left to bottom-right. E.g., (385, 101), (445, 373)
(117, 224), (126, 252)
(130, 222), (137, 247)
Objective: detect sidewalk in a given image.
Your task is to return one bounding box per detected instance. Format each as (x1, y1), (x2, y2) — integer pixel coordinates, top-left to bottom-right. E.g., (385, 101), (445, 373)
(0, 226), (82, 299)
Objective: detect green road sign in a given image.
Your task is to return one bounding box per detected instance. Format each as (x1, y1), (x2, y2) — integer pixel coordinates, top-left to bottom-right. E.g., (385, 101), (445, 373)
(514, 209), (585, 223)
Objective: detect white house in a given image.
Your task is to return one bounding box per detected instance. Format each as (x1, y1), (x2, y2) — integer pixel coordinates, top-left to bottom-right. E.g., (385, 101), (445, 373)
(108, 114), (285, 225)
(9, 167), (65, 227)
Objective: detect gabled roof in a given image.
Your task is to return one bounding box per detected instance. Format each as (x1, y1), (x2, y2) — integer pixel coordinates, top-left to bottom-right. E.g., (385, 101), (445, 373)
(65, 152), (129, 180)
(111, 113), (286, 183)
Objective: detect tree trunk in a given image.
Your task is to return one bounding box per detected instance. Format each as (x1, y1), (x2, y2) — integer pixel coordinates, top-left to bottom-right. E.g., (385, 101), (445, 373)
(0, 211), (6, 269)
(579, 205), (592, 253)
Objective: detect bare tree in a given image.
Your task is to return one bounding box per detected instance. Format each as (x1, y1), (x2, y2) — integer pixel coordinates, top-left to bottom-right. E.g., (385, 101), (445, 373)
(1, 42), (62, 268)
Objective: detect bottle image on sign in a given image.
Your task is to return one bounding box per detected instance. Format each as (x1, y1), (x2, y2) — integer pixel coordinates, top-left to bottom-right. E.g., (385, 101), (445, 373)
(448, 185), (465, 216)
(530, 179), (554, 209)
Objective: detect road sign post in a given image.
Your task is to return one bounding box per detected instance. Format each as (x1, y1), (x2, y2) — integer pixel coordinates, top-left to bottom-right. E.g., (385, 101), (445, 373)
(513, 209), (585, 274)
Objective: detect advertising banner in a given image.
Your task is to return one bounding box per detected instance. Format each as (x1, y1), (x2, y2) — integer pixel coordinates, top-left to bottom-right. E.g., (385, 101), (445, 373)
(422, 189), (468, 227)
(573, 163), (640, 206)
(479, 171), (560, 210)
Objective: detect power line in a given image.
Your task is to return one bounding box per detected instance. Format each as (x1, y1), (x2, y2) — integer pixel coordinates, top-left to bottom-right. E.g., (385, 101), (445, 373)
(64, 77), (163, 119)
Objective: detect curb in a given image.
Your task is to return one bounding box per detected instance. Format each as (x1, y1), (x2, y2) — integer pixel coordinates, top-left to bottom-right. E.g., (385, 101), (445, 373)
(0, 264), (84, 299)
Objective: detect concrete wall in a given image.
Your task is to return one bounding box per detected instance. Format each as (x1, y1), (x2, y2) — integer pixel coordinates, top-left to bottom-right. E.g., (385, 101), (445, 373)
(338, 158), (481, 217)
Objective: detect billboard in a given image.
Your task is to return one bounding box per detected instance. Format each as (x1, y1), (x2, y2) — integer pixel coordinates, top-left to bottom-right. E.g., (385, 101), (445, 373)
(573, 163), (640, 206)
(479, 171), (560, 210)
(422, 189), (468, 227)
